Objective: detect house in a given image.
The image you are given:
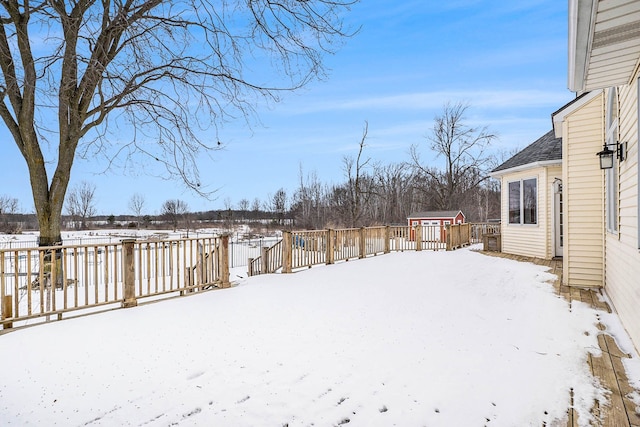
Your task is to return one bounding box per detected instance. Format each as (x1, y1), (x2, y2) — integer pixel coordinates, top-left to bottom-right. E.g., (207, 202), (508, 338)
(562, 0), (640, 351)
(407, 210), (465, 241)
(489, 130), (563, 260)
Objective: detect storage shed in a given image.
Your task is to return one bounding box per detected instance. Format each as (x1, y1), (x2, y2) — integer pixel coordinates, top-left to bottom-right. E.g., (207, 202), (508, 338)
(407, 210), (465, 241)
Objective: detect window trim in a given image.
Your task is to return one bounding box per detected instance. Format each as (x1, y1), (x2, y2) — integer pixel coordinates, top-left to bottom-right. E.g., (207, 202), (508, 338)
(507, 177), (538, 226)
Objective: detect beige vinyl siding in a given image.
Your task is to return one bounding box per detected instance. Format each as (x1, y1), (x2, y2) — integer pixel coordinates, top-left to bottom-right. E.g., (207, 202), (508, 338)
(603, 80), (640, 351)
(500, 168), (550, 259)
(562, 93), (605, 288)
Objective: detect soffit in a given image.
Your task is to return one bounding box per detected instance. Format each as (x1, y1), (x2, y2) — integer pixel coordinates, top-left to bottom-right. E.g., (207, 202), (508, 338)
(569, 0), (640, 92)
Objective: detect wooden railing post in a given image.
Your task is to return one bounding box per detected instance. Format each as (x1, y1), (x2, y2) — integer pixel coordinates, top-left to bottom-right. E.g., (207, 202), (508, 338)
(282, 230), (292, 274)
(384, 226), (391, 254)
(326, 229), (335, 265)
(2, 294), (12, 329)
(122, 239), (137, 308)
(248, 258), (254, 277)
(415, 226), (422, 251)
(219, 234), (230, 288)
(446, 225), (452, 251)
(260, 245), (269, 275)
(463, 223), (471, 246)
(359, 227), (366, 258)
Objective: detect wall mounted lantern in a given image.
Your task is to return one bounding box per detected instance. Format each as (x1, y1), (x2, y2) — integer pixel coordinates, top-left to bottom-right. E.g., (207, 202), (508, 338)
(596, 142), (626, 169)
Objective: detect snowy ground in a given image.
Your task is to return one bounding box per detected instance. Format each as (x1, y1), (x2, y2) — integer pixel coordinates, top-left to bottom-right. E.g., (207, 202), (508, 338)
(1, 246), (639, 426)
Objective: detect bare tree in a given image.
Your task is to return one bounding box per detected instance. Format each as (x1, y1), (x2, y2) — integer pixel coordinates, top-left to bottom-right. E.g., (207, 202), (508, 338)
(223, 197), (234, 231)
(373, 163), (415, 224)
(292, 166), (328, 229)
(251, 198), (262, 214)
(128, 193), (146, 225)
(237, 199), (250, 212)
(161, 199), (188, 232)
(268, 188), (288, 226)
(65, 181), (97, 230)
(0, 0), (357, 246)
(340, 121), (376, 227)
(410, 102), (496, 211)
(0, 195), (18, 216)
(0, 195), (19, 232)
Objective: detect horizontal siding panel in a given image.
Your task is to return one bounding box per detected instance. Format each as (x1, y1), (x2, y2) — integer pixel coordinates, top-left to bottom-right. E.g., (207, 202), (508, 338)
(563, 93), (605, 288)
(569, 270), (604, 280)
(603, 79), (640, 351)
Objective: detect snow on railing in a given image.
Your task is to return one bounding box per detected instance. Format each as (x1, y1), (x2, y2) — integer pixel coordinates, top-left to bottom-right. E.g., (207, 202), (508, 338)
(0, 235), (230, 330)
(248, 224), (478, 277)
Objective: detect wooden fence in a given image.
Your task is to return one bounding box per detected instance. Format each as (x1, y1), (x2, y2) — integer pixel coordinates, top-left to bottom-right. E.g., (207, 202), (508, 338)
(1, 235), (230, 330)
(248, 223), (486, 276)
(470, 222), (501, 243)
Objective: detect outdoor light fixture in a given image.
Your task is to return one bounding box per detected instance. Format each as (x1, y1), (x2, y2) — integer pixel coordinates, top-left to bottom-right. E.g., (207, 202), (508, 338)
(597, 142), (626, 170)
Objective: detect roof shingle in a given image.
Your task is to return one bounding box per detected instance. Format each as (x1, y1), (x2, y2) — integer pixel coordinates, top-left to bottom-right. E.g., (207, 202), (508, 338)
(491, 130), (562, 173)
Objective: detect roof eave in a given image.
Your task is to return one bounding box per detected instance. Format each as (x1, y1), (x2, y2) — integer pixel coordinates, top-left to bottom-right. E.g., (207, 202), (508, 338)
(489, 160), (562, 178)
(568, 0), (597, 93)
(552, 90), (602, 137)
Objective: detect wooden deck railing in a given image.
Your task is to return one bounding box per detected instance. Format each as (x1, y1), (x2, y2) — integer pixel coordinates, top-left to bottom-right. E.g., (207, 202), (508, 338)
(470, 222), (501, 243)
(248, 239), (284, 276)
(448, 223), (471, 250)
(1, 235), (230, 330)
(248, 223), (497, 276)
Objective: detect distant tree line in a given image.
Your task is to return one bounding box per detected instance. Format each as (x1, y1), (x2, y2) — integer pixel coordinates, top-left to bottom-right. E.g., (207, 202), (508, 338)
(286, 104), (501, 229)
(0, 103), (502, 234)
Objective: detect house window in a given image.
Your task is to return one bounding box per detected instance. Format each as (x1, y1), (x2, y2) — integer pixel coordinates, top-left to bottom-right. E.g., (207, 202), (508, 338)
(508, 178), (537, 225)
(605, 87), (618, 234)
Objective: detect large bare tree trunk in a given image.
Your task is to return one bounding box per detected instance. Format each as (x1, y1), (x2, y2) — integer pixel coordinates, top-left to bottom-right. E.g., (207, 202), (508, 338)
(0, 0), (355, 247)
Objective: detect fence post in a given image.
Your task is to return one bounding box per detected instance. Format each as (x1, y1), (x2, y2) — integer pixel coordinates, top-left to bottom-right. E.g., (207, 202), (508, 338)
(122, 239), (137, 308)
(1, 294), (12, 329)
(260, 246), (269, 275)
(248, 258), (254, 277)
(384, 226), (391, 254)
(282, 230), (292, 273)
(359, 227), (366, 258)
(463, 223), (471, 246)
(219, 234), (230, 288)
(415, 226), (422, 251)
(446, 225), (452, 251)
(326, 229), (335, 265)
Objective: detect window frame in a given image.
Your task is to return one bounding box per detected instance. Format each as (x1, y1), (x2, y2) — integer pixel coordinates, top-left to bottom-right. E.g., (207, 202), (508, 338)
(507, 177), (538, 225)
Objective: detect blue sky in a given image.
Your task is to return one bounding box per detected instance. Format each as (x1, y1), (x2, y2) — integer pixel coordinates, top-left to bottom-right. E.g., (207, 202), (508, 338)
(0, 0), (574, 216)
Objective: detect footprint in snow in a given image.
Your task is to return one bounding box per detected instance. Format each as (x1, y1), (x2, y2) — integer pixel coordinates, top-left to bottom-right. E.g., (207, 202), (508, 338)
(236, 395), (250, 404)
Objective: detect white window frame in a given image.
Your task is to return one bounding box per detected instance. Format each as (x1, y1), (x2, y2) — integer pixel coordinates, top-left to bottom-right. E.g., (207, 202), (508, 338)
(605, 87), (619, 234)
(507, 177), (538, 225)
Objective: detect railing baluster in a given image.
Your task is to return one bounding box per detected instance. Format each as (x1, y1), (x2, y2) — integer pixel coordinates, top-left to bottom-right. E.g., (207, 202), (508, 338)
(73, 247), (79, 308)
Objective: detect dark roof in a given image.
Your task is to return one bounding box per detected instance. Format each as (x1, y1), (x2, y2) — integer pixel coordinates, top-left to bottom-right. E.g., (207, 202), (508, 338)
(407, 210), (464, 219)
(551, 92), (590, 119)
(491, 130), (562, 173)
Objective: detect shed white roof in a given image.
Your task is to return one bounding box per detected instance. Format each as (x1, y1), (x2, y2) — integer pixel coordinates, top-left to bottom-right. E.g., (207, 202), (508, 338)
(407, 210), (464, 219)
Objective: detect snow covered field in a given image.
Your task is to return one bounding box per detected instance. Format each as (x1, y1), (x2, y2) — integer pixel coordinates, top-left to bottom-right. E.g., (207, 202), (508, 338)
(0, 246), (639, 426)
(0, 228), (280, 269)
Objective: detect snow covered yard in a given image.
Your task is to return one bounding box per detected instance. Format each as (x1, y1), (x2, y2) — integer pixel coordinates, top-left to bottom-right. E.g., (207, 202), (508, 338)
(0, 247), (638, 426)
